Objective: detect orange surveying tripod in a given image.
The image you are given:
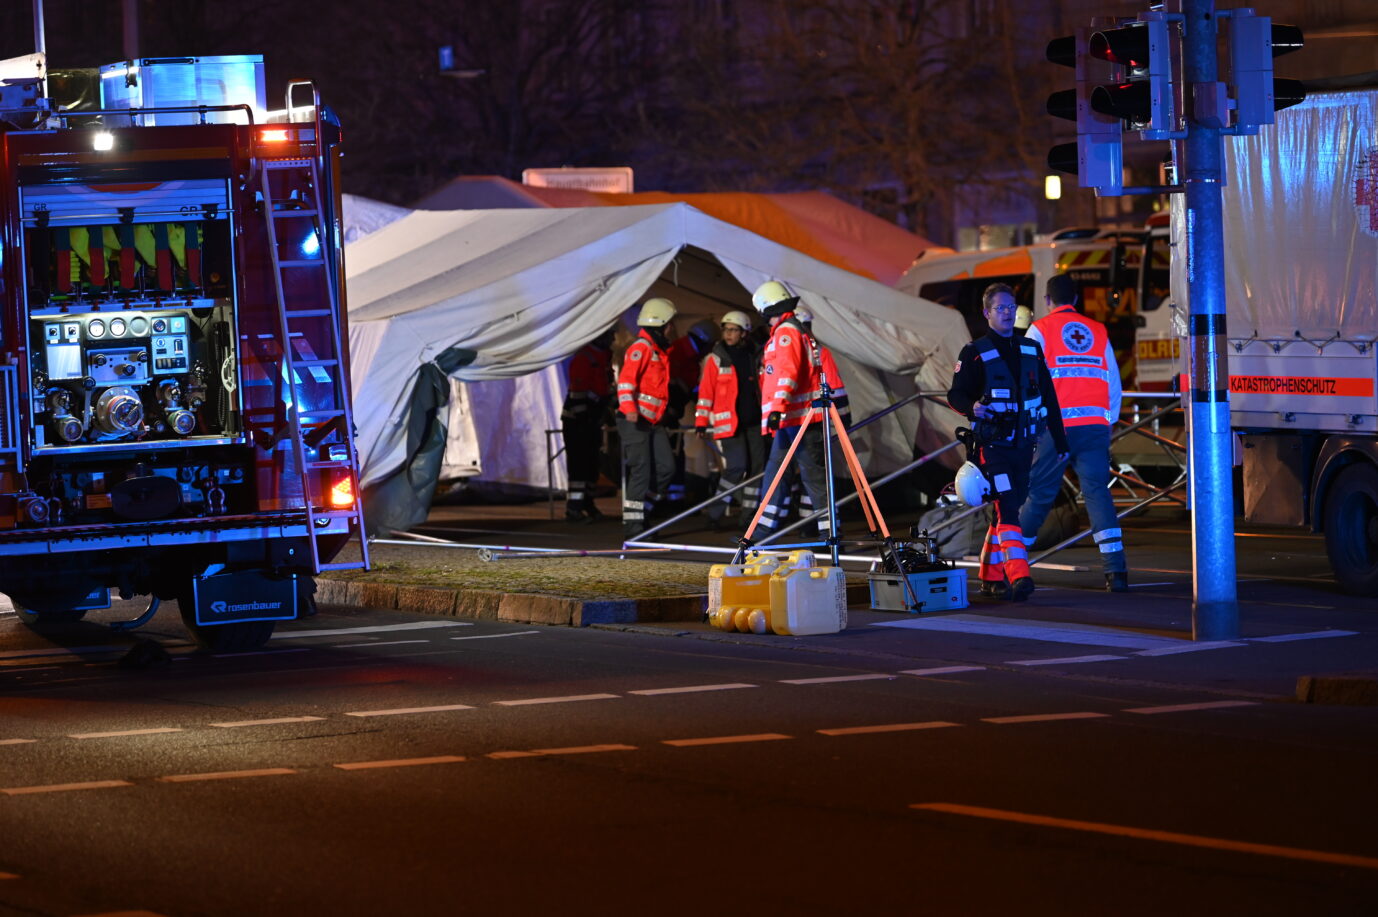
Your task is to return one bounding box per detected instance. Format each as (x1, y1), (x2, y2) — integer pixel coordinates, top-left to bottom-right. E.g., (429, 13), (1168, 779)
(732, 335), (925, 610)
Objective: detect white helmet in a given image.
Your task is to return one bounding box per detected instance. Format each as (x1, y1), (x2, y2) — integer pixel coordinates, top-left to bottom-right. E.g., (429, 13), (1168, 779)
(751, 280), (798, 318)
(1015, 304), (1033, 331)
(793, 304), (813, 324)
(720, 310), (752, 333)
(954, 461), (990, 508)
(636, 297), (676, 327)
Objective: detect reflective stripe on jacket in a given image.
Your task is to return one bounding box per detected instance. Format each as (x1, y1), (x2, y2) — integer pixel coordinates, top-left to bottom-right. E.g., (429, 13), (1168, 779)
(974, 337), (1048, 443)
(1026, 305), (1121, 427)
(695, 349), (740, 438)
(617, 330), (670, 424)
(761, 314), (826, 433)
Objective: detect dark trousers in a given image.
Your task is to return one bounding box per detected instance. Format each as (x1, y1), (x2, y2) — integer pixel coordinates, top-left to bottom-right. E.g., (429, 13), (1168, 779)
(707, 430), (767, 521)
(756, 423), (831, 536)
(618, 416), (673, 527)
(562, 414), (602, 512)
(978, 441), (1035, 583)
(1019, 426), (1126, 574)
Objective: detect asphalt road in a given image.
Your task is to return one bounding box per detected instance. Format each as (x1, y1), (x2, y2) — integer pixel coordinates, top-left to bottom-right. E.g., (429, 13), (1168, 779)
(2, 539), (1376, 917)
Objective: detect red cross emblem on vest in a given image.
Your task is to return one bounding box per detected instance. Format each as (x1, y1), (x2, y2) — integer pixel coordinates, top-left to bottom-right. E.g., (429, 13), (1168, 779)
(1062, 320), (1094, 354)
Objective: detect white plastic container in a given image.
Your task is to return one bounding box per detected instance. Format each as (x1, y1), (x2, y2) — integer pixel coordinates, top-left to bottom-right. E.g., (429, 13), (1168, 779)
(769, 566), (847, 636)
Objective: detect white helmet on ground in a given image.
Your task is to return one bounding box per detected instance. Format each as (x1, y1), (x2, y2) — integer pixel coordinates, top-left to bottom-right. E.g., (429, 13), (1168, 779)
(954, 461), (990, 508)
(636, 297), (677, 327)
(751, 280), (798, 318)
(720, 310), (752, 333)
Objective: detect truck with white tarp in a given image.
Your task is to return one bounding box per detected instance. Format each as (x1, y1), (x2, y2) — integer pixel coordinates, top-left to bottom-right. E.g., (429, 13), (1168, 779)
(1161, 82), (1378, 594)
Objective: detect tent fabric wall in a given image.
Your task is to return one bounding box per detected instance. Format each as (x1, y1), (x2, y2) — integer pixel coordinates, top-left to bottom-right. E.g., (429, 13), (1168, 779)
(345, 202), (967, 492)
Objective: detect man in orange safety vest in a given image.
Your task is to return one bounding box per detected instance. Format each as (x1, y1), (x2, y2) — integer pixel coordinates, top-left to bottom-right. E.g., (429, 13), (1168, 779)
(1019, 273), (1129, 592)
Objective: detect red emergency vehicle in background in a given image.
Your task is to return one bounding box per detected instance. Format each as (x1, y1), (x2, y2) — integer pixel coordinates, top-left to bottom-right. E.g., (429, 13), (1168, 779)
(0, 54), (367, 650)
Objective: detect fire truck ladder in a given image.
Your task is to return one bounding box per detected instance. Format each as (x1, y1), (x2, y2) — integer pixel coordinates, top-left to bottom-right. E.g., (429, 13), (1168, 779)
(258, 89), (369, 574)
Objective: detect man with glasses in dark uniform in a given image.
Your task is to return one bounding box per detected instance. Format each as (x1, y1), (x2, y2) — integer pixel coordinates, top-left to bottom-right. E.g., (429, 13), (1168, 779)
(948, 283), (1068, 601)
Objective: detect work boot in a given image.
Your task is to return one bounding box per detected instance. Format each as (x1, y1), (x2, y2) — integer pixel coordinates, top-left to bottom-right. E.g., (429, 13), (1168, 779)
(623, 523), (646, 539)
(977, 580), (1009, 600)
(1010, 577), (1035, 602)
(1105, 572), (1129, 593)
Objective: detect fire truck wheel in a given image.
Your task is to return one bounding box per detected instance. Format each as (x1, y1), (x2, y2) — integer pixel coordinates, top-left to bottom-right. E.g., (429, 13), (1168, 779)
(179, 613), (276, 653)
(11, 601), (87, 627)
(176, 582), (275, 653)
(1323, 461), (1378, 597)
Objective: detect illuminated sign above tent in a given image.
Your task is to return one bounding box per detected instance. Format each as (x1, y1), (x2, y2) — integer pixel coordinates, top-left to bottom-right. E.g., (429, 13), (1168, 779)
(522, 167), (634, 194)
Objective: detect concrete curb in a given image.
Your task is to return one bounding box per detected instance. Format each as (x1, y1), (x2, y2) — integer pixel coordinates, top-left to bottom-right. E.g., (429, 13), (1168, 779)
(316, 580), (872, 628)
(317, 578), (707, 627)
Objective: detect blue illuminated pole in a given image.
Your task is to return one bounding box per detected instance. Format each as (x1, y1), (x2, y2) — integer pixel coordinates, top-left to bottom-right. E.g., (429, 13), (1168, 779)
(1182, 0), (1238, 639)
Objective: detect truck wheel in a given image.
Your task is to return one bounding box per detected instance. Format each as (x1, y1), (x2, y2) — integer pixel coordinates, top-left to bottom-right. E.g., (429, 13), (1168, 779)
(11, 601), (87, 627)
(177, 583), (275, 653)
(179, 610), (276, 653)
(1323, 462), (1378, 597)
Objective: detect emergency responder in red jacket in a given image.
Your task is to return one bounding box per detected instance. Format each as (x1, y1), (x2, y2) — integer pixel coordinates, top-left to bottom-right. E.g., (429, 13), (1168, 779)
(751, 280), (840, 540)
(1019, 272), (1129, 591)
(948, 282), (1068, 602)
(561, 327), (615, 522)
(772, 303), (851, 522)
(694, 310), (764, 529)
(617, 298), (677, 537)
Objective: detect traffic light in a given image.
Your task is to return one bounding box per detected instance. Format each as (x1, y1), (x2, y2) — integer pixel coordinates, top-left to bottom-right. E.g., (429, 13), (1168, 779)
(1228, 14), (1305, 133)
(1046, 29), (1123, 196)
(1087, 17), (1174, 139)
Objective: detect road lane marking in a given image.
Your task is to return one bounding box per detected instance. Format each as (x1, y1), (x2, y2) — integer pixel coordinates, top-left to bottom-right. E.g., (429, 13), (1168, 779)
(208, 716), (325, 728)
(1124, 701), (1258, 714)
(333, 640), (431, 648)
(0, 738), (37, 746)
(819, 721), (960, 736)
(1007, 655), (1126, 666)
(159, 768), (296, 783)
(73, 911), (169, 916)
(277, 621), (473, 639)
(529, 744), (637, 755)
(663, 733), (791, 747)
(1135, 641), (1246, 656)
(487, 750), (542, 759)
(211, 648), (310, 658)
(780, 674), (894, 685)
(69, 728), (183, 740)
(451, 631), (541, 640)
(911, 802), (1378, 871)
(494, 693), (618, 706)
(900, 666), (987, 676)
(628, 683), (757, 696)
(1248, 630), (1358, 643)
(0, 872), (17, 879)
(343, 704), (474, 718)
(335, 756), (466, 771)
(1128, 582), (1177, 587)
(982, 712), (1109, 724)
(873, 614), (1187, 650)
(2, 780), (132, 796)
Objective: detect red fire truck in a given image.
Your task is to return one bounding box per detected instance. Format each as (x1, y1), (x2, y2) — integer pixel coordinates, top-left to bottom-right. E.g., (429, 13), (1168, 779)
(0, 57), (367, 650)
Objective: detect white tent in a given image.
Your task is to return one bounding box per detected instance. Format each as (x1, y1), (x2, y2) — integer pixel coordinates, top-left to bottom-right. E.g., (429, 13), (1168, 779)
(345, 202), (968, 495)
